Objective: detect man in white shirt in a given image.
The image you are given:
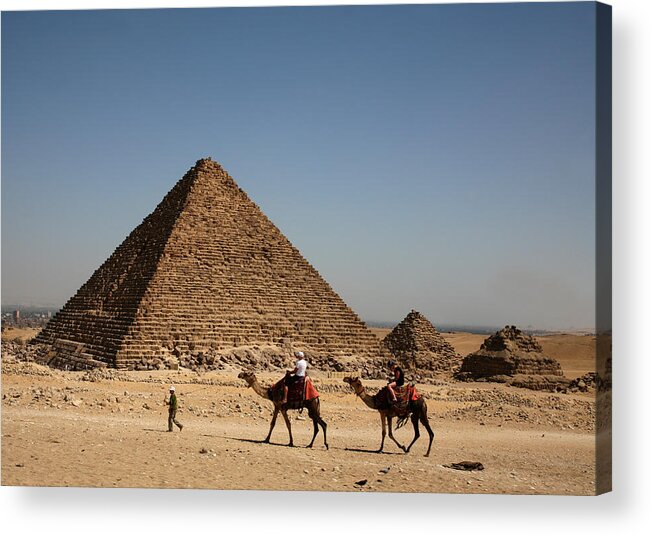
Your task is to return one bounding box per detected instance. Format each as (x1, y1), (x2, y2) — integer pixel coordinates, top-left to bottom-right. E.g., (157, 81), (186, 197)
(283, 351), (308, 404)
(294, 352), (307, 377)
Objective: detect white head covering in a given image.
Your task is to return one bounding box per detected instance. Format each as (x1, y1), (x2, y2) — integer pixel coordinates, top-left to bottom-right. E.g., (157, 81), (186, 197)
(169, 386), (175, 392)
(294, 351), (305, 358)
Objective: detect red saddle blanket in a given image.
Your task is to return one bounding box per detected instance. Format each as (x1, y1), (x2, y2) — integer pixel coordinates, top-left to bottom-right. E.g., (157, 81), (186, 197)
(376, 384), (420, 412)
(304, 378), (319, 401)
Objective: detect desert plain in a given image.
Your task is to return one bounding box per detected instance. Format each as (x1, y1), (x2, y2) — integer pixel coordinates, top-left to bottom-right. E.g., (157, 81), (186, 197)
(2, 327), (601, 494)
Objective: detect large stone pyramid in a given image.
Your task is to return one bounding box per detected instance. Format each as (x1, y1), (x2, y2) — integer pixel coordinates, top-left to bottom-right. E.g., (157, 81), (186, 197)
(382, 310), (461, 377)
(35, 158), (384, 370)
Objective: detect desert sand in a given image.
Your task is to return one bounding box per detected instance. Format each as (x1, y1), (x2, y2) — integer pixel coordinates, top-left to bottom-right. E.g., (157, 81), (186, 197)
(2, 330), (598, 495)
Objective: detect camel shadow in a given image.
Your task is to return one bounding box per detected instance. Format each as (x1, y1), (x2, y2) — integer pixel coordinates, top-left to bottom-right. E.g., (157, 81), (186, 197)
(199, 434), (398, 453)
(228, 436), (304, 448)
(201, 434), (262, 444)
(204, 434), (316, 449)
(343, 446), (404, 455)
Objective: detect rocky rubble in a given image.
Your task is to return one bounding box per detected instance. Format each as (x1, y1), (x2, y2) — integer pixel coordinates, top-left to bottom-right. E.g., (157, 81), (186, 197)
(1, 340), (49, 363)
(567, 372), (598, 393)
(80, 368), (130, 382)
(432, 386), (596, 432)
(122, 344), (376, 377)
(509, 374), (572, 392)
(2, 336), (380, 379)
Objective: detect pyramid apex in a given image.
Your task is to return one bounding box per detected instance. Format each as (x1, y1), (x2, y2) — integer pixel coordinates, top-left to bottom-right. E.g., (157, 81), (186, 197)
(194, 157), (223, 170)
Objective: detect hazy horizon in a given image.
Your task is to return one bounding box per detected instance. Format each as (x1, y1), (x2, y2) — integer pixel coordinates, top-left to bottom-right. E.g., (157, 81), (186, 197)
(0, 301), (589, 335)
(2, 4), (598, 331)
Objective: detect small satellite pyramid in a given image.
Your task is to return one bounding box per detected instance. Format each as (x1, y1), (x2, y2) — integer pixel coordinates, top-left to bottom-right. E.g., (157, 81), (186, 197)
(457, 325), (564, 381)
(382, 310), (461, 376)
(35, 158), (383, 369)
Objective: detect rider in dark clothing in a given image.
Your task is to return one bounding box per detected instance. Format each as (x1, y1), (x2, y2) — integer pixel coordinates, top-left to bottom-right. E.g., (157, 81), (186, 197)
(387, 360), (404, 403)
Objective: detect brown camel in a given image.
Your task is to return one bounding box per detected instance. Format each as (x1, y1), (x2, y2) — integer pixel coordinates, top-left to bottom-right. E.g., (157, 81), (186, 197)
(237, 371), (328, 449)
(343, 376), (434, 456)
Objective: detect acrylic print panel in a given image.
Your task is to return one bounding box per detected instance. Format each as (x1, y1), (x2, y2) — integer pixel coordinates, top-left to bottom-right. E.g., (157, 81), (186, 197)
(1, 1), (611, 495)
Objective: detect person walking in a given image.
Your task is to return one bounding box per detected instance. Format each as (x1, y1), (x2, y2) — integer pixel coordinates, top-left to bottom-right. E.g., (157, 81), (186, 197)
(167, 386), (183, 432)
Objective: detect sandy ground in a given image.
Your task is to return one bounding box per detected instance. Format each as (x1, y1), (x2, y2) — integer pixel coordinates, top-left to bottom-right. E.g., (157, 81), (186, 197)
(1, 327), (40, 343)
(2, 357), (597, 494)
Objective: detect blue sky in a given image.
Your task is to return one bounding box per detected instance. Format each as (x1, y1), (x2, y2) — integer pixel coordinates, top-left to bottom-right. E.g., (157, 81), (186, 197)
(1, 3), (598, 329)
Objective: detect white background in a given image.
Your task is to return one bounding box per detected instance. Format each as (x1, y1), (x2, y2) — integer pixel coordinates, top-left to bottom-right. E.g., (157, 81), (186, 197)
(1, 0), (648, 533)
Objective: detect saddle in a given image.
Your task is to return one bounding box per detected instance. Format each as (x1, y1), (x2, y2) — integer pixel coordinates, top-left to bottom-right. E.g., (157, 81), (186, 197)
(270, 375), (319, 408)
(286, 376), (306, 404)
(377, 384), (420, 414)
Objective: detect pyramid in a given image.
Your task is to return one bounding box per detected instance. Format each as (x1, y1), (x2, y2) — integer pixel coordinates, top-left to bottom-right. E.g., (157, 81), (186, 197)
(382, 310), (461, 376)
(456, 325), (565, 387)
(34, 158), (384, 370)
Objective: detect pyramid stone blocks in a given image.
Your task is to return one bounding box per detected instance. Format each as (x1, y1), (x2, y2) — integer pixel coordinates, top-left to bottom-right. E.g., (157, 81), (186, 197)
(35, 158), (384, 370)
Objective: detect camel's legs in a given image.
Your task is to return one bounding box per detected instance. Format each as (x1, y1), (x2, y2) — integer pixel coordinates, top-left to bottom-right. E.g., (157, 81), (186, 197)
(318, 417), (328, 450)
(405, 412), (421, 453)
(387, 416), (407, 452)
(377, 412), (387, 453)
(306, 401), (329, 450)
(264, 406), (279, 443)
(420, 410), (435, 457)
(281, 409), (294, 447)
(306, 403), (320, 448)
(307, 416), (319, 448)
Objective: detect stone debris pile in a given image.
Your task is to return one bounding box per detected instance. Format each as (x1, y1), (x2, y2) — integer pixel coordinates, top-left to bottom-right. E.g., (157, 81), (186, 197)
(382, 310), (461, 379)
(456, 325), (566, 392)
(1, 340), (49, 363)
(567, 372), (598, 393)
(436, 386), (596, 431)
(33, 158), (385, 371)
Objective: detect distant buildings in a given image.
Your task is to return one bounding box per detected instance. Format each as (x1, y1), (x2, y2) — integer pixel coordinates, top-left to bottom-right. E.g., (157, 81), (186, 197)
(1, 308), (56, 329)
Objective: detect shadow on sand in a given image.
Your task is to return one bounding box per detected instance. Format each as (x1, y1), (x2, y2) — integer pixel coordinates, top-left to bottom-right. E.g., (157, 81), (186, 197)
(343, 446), (404, 455)
(197, 433), (398, 453)
(200, 434), (325, 449)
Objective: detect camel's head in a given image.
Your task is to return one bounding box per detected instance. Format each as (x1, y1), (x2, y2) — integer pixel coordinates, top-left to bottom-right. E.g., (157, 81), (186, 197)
(238, 370), (255, 386)
(343, 376), (362, 390)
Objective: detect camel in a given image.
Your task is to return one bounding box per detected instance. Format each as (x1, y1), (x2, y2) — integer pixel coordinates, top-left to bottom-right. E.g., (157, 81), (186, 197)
(343, 376), (434, 456)
(237, 371), (328, 449)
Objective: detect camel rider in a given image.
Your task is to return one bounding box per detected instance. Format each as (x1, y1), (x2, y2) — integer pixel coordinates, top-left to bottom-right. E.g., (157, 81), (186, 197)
(167, 386), (183, 432)
(387, 359), (405, 404)
(283, 351), (307, 404)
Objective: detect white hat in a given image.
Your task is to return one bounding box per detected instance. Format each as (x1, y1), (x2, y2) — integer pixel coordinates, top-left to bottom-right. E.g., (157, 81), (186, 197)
(169, 386), (175, 392)
(294, 351), (304, 358)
